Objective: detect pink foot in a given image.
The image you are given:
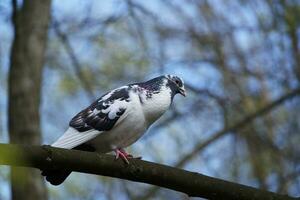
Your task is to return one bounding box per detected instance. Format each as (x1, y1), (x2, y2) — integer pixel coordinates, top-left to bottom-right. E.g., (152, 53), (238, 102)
(114, 149), (142, 164)
(114, 149), (132, 164)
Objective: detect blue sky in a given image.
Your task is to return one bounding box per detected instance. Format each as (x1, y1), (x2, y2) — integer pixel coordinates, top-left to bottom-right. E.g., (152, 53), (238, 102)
(1, 0), (299, 199)
(0, 0), (262, 198)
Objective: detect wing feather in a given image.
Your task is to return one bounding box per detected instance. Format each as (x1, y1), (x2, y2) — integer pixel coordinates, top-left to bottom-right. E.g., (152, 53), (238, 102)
(51, 86), (131, 149)
(51, 127), (100, 149)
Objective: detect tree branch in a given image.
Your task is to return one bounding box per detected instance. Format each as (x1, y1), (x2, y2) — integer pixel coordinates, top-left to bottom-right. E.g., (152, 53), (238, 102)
(0, 144), (298, 200)
(140, 87), (300, 199)
(52, 20), (96, 101)
(176, 87), (300, 168)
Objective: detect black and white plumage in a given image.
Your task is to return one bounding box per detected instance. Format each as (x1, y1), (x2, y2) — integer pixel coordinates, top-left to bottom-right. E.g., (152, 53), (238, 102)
(42, 75), (186, 185)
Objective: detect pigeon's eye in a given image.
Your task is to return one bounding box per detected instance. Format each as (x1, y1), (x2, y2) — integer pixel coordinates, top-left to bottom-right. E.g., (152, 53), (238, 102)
(175, 80), (180, 85)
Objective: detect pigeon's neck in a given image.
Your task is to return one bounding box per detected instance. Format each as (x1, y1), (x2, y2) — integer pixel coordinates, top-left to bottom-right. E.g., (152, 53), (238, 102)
(139, 85), (172, 125)
(136, 76), (165, 91)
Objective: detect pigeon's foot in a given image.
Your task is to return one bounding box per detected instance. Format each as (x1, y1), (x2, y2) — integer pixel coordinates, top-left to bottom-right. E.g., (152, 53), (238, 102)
(114, 149), (142, 164)
(114, 149), (132, 164)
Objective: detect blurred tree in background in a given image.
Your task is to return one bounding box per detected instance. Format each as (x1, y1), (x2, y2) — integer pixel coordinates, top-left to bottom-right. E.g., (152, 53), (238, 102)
(8, 0), (51, 200)
(0, 0), (300, 199)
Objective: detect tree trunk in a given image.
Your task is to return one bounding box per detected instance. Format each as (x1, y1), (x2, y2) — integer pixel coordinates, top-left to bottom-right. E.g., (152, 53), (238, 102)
(8, 0), (51, 200)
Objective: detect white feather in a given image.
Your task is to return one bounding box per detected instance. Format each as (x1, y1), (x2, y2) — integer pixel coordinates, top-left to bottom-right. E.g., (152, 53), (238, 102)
(102, 99), (128, 119)
(100, 86), (128, 102)
(51, 127), (101, 149)
(140, 83), (171, 124)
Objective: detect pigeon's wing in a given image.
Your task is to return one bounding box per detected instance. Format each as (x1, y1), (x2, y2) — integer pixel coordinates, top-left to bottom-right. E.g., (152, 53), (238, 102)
(51, 87), (131, 149)
(50, 127), (101, 149)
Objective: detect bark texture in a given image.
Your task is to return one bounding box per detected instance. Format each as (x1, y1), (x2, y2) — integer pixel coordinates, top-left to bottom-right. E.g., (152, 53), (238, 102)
(8, 0), (51, 200)
(0, 144), (298, 200)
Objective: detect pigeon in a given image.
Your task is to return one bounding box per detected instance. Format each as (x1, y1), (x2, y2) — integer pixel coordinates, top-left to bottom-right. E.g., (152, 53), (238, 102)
(42, 74), (186, 185)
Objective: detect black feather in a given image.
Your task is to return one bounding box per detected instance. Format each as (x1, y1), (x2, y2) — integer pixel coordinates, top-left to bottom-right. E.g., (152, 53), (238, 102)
(69, 87), (130, 132)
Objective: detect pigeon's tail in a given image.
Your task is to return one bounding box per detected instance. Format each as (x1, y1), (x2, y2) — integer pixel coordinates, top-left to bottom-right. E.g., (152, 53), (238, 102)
(41, 169), (71, 186)
(42, 144), (96, 185)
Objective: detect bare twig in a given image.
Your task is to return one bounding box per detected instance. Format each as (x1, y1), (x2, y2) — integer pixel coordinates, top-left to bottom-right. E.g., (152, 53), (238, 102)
(140, 87), (300, 199)
(175, 87), (300, 168)
(53, 20), (96, 100)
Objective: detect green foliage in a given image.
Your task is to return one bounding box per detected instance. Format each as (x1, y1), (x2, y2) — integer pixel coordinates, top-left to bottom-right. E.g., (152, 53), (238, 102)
(58, 73), (79, 95)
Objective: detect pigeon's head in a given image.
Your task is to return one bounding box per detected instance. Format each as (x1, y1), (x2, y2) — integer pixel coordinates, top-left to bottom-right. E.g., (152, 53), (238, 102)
(165, 75), (186, 97)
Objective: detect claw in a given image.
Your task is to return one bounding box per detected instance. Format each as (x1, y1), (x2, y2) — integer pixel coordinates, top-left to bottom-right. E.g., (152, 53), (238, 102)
(114, 149), (130, 164)
(114, 149), (141, 164)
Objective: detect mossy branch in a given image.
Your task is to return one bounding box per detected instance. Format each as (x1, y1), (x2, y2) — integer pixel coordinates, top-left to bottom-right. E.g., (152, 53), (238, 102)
(0, 143), (298, 200)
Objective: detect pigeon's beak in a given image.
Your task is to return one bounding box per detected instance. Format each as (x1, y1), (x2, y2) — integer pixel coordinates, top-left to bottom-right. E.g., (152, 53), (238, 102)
(179, 88), (186, 97)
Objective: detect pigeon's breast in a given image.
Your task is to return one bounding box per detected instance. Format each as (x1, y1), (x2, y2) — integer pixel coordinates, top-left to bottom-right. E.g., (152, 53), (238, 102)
(141, 87), (172, 125)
